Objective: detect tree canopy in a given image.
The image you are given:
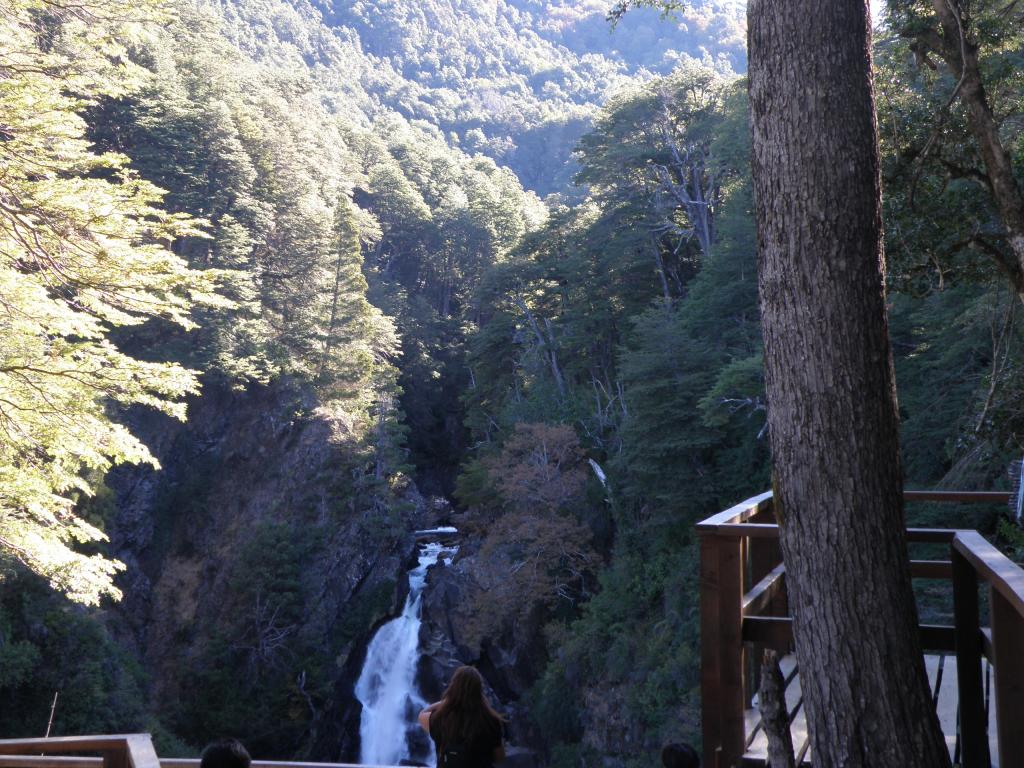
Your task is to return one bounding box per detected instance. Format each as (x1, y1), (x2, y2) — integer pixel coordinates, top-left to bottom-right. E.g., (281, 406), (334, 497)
(0, 0), (221, 603)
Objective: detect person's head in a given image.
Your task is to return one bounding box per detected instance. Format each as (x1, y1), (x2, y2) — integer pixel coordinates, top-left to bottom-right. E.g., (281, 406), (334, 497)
(441, 665), (487, 710)
(432, 665), (503, 754)
(200, 739), (251, 768)
(661, 742), (699, 768)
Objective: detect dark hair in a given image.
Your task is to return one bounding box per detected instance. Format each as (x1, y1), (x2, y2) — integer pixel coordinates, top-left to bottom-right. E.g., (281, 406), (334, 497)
(431, 666), (503, 757)
(200, 739), (251, 768)
(661, 742), (699, 768)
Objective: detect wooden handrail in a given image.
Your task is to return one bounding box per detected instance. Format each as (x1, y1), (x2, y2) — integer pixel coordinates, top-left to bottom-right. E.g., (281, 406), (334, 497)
(696, 489), (1010, 534)
(0, 737), (150, 755)
(694, 491), (774, 531)
(0, 739), (403, 768)
(954, 530), (1024, 615)
(0, 759), (403, 768)
(0, 761), (403, 768)
(701, 524), (971, 541)
(0, 736), (160, 768)
(163, 761), (404, 768)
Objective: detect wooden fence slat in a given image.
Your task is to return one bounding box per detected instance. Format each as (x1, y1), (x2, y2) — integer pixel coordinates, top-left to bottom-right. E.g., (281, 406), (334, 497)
(743, 565), (786, 618)
(905, 528), (962, 543)
(741, 617), (792, 651)
(706, 524), (779, 539)
(909, 560), (953, 580)
(918, 624), (956, 653)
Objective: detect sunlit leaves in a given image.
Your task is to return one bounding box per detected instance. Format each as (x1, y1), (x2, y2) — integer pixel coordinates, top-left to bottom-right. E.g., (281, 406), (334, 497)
(0, 0), (217, 604)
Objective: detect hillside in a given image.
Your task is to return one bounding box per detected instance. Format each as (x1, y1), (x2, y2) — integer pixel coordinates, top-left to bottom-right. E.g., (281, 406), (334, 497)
(215, 0), (746, 194)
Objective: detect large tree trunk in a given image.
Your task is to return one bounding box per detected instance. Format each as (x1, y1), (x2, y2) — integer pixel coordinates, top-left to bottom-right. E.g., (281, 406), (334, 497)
(747, 2), (952, 766)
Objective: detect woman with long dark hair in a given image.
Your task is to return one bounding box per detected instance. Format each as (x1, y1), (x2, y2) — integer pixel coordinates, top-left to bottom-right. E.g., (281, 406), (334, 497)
(417, 666), (505, 767)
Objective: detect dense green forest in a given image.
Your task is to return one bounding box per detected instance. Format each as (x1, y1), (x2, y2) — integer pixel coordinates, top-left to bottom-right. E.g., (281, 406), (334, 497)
(1, 0), (1023, 766)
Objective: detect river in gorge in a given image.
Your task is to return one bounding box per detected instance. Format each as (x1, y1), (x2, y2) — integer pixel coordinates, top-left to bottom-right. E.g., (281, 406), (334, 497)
(354, 530), (457, 767)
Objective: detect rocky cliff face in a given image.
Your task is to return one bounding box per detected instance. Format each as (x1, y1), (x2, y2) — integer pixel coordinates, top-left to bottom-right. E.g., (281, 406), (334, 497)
(104, 380), (441, 758)
(417, 535), (548, 767)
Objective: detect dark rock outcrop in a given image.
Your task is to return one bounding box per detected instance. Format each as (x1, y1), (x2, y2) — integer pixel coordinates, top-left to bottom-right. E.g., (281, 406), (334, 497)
(417, 536), (547, 765)
(103, 380), (441, 758)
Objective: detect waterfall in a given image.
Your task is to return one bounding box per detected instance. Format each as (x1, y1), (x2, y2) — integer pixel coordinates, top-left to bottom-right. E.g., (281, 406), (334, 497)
(355, 537), (453, 767)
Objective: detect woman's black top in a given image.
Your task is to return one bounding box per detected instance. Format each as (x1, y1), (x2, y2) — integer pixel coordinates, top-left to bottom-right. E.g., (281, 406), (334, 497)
(428, 711), (503, 768)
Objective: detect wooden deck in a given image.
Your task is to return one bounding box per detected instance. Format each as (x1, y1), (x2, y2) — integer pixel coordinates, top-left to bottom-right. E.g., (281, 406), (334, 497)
(697, 490), (1024, 768)
(740, 654), (1000, 767)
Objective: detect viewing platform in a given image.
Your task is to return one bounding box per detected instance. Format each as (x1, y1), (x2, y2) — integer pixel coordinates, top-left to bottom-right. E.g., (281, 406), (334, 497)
(697, 490), (1024, 768)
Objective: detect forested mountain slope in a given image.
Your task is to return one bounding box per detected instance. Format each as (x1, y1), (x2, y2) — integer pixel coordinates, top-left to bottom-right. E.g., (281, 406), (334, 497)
(326, 0), (744, 193)
(195, 0), (746, 491)
(214, 0), (746, 194)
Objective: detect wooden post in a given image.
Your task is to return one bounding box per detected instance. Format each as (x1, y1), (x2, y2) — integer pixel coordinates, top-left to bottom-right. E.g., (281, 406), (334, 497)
(952, 546), (990, 768)
(991, 587), (1024, 768)
(126, 735), (162, 768)
(701, 534), (723, 768)
(701, 532), (747, 768)
(719, 535), (746, 767)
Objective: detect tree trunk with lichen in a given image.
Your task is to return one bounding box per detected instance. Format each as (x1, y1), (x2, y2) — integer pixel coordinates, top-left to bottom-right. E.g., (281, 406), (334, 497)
(747, 1), (952, 765)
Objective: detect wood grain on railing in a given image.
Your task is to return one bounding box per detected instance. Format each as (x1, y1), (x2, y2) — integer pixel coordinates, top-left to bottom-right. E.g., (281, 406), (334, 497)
(0, 735), (160, 768)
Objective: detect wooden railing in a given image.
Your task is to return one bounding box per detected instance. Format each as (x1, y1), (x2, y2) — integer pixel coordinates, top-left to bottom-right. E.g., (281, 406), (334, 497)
(0, 737), (402, 768)
(0, 736), (161, 768)
(696, 490), (1024, 768)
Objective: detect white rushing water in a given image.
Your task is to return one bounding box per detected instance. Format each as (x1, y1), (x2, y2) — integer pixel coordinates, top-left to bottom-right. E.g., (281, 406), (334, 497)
(355, 540), (452, 767)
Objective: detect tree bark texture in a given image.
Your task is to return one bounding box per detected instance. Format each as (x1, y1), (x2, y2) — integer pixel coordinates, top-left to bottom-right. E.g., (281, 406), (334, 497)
(747, 3), (952, 766)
